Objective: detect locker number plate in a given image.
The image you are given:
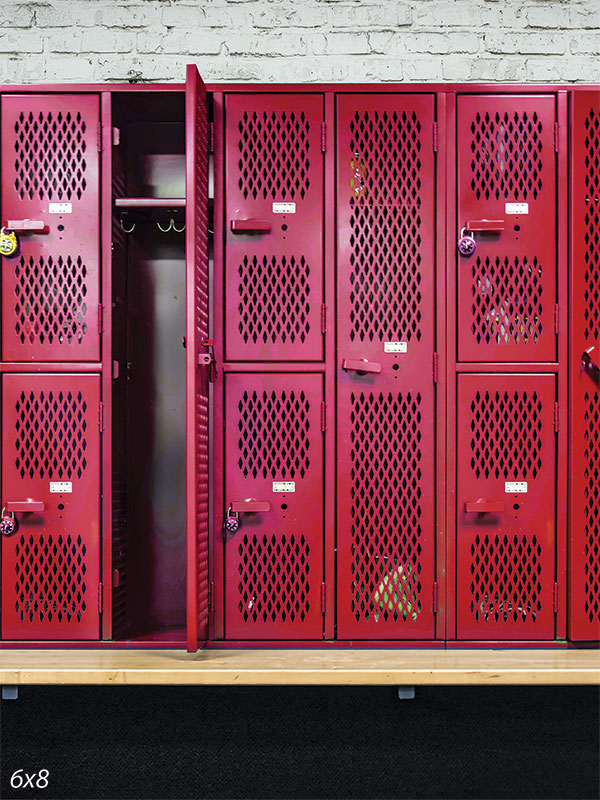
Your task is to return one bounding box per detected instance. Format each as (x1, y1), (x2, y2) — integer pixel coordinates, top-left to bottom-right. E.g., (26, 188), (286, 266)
(50, 481), (73, 493)
(384, 342), (407, 353)
(505, 481), (527, 493)
(272, 202), (296, 214)
(505, 202), (528, 215)
(273, 481), (295, 493)
(49, 203), (72, 214)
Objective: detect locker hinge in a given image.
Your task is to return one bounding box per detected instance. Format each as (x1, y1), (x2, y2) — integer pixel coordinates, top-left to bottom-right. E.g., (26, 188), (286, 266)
(554, 122), (559, 152)
(199, 339), (218, 382)
(321, 583), (327, 613)
(433, 582), (439, 613)
(553, 582), (559, 613)
(97, 303), (103, 334)
(321, 303), (327, 334)
(98, 583), (104, 613)
(321, 402), (327, 432)
(432, 352), (439, 384)
(209, 121), (215, 154)
(98, 402), (104, 433)
(321, 122), (327, 152)
(97, 122), (103, 152)
(554, 402), (560, 433)
(208, 581), (215, 613)
(554, 303), (559, 335)
(433, 121), (439, 152)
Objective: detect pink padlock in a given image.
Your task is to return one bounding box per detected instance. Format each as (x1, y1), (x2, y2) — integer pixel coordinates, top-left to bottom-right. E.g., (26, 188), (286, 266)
(457, 227), (477, 256)
(0, 508), (17, 537)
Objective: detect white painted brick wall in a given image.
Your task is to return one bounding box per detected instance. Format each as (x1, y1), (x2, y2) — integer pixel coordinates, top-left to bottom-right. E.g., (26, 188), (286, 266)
(0, 0), (598, 84)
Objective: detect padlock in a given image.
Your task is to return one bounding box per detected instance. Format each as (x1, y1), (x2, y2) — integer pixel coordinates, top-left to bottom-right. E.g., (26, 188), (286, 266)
(223, 507), (240, 534)
(457, 227), (476, 256)
(0, 228), (18, 258)
(0, 508), (18, 537)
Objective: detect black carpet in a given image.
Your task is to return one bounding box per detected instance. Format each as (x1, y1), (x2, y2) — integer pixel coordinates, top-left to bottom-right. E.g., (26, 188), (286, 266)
(1, 685), (598, 800)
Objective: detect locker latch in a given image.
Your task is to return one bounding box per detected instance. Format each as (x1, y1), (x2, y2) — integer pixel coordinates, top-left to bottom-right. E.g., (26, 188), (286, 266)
(199, 339), (217, 382)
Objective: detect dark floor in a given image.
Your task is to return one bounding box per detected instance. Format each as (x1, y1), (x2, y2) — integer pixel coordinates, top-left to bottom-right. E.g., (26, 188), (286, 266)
(0, 684), (598, 800)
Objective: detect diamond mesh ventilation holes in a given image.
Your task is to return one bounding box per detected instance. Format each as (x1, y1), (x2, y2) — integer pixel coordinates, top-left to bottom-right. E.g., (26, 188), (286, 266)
(470, 390), (543, 480)
(350, 391), (423, 623)
(238, 255), (310, 345)
(14, 110), (88, 201)
(237, 110), (310, 201)
(470, 111), (543, 201)
(237, 390), (310, 480)
(349, 110), (423, 344)
(584, 391), (600, 624)
(470, 533), (542, 623)
(15, 533), (87, 624)
(584, 109), (600, 343)
(14, 255), (88, 347)
(237, 533), (310, 624)
(471, 255), (543, 346)
(15, 390), (88, 480)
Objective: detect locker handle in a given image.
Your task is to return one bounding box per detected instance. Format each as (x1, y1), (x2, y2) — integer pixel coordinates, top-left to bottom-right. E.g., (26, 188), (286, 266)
(464, 499), (504, 514)
(4, 500), (45, 513)
(342, 358), (382, 375)
(5, 219), (48, 233)
(230, 219), (272, 234)
(465, 219), (505, 232)
(581, 347), (600, 388)
(230, 500), (271, 513)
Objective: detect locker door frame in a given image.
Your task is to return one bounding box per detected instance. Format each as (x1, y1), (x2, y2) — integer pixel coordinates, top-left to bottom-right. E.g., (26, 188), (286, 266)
(445, 91), (569, 645)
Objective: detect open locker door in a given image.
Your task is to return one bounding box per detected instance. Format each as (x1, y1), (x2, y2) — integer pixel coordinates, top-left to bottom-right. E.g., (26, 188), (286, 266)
(570, 91), (600, 642)
(185, 65), (211, 652)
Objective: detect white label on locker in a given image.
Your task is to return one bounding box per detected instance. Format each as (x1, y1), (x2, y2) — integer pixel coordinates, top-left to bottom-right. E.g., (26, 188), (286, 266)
(504, 202), (528, 215)
(49, 203), (72, 214)
(50, 481), (73, 493)
(273, 481), (295, 493)
(505, 481), (528, 493)
(384, 342), (407, 353)
(272, 202), (296, 214)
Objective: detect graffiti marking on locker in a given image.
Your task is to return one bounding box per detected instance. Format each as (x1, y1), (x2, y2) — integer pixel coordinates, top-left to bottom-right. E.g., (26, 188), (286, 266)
(49, 481), (73, 493)
(273, 481), (295, 493)
(505, 481), (528, 494)
(384, 342), (407, 353)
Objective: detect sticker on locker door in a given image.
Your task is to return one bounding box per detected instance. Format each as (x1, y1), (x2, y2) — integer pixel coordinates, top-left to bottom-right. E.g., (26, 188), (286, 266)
(273, 481), (295, 492)
(505, 481), (527, 493)
(505, 203), (529, 214)
(384, 342), (407, 353)
(272, 202), (296, 214)
(50, 481), (73, 493)
(49, 203), (72, 214)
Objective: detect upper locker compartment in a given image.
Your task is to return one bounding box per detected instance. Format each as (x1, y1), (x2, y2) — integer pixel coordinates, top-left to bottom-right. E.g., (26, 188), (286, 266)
(224, 94), (324, 361)
(1, 95), (101, 362)
(456, 95), (557, 363)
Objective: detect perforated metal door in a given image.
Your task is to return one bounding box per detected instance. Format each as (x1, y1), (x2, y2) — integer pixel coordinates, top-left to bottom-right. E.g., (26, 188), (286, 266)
(224, 373), (323, 639)
(1, 374), (101, 640)
(224, 94), (324, 361)
(1, 95), (100, 362)
(336, 95), (437, 639)
(570, 92), (600, 641)
(457, 96), (557, 362)
(456, 374), (556, 640)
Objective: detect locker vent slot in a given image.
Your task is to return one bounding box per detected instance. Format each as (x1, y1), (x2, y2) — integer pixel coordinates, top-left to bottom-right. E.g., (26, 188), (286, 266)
(237, 389), (310, 480)
(470, 390), (542, 480)
(350, 391), (423, 623)
(15, 533), (88, 624)
(584, 390), (600, 623)
(15, 389), (88, 480)
(237, 533), (310, 623)
(237, 255), (310, 345)
(14, 254), (89, 347)
(470, 532), (542, 623)
(470, 110), (543, 201)
(584, 108), (600, 343)
(471, 255), (543, 346)
(237, 110), (310, 201)
(348, 110), (423, 344)
(13, 109), (88, 201)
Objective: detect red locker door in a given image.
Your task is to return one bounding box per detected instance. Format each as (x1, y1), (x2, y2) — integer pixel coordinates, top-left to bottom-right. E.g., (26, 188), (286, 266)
(1, 94), (100, 362)
(224, 373), (323, 640)
(1, 374), (101, 640)
(456, 95), (557, 362)
(456, 374), (556, 640)
(570, 91), (600, 641)
(224, 94), (324, 362)
(336, 95), (437, 640)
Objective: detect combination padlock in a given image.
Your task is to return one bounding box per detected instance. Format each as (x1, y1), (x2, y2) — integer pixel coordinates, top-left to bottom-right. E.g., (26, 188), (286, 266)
(0, 508), (18, 537)
(0, 227), (19, 258)
(223, 507), (240, 534)
(457, 227), (476, 256)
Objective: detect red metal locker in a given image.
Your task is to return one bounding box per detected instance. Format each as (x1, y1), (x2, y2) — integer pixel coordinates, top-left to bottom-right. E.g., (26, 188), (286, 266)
(336, 95), (437, 639)
(456, 95), (557, 363)
(1, 373), (101, 640)
(456, 374), (556, 640)
(570, 91), (600, 641)
(224, 94), (324, 362)
(1, 94), (101, 362)
(223, 373), (323, 639)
